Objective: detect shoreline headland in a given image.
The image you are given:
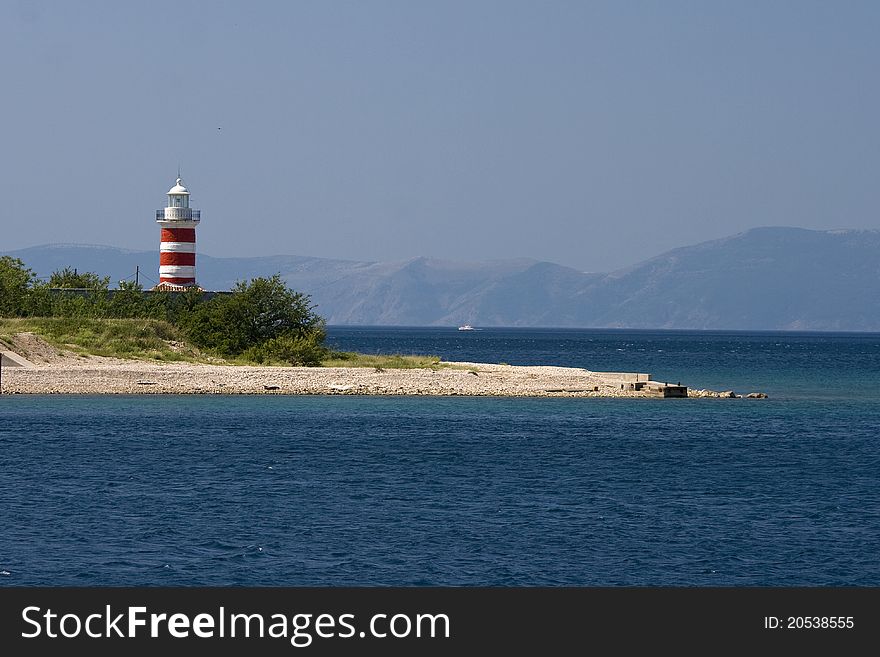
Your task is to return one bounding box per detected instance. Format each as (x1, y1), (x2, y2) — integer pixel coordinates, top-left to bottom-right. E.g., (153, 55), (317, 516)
(0, 354), (755, 399)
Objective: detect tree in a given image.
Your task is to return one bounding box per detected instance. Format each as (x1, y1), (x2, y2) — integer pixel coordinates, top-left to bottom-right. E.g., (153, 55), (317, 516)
(0, 256), (35, 316)
(185, 275), (326, 358)
(49, 267), (110, 290)
(107, 280), (145, 318)
(116, 280), (143, 292)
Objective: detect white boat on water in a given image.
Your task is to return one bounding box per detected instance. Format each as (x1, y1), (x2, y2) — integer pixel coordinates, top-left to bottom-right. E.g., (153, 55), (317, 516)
(458, 324), (476, 331)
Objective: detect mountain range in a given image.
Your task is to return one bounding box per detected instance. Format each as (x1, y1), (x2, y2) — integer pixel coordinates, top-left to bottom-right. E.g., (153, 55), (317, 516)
(5, 227), (880, 330)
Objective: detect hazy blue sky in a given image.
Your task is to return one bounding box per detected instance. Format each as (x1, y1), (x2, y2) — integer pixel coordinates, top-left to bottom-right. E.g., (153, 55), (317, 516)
(2, 1), (878, 271)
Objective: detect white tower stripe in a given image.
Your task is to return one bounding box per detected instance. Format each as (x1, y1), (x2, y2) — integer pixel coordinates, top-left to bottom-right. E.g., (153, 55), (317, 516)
(159, 242), (197, 253)
(159, 265), (197, 277)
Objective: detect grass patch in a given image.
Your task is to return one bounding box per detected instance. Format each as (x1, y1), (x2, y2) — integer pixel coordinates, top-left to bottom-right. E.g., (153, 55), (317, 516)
(0, 317), (215, 363)
(0, 318), (452, 369)
(320, 351), (444, 369)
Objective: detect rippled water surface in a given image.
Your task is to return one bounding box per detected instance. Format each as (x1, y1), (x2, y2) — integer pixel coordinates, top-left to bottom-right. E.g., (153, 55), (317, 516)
(1, 329), (878, 585)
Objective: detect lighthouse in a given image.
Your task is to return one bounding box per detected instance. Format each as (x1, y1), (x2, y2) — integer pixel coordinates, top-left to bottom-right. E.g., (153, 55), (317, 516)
(155, 176), (201, 289)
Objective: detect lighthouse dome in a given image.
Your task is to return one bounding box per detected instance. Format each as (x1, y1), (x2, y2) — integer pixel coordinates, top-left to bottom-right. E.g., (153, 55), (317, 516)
(167, 177), (190, 195)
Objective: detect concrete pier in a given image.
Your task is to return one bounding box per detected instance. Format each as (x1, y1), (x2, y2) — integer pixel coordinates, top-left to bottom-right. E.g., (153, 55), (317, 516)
(643, 381), (688, 398)
(610, 377), (688, 397)
(0, 349), (35, 368)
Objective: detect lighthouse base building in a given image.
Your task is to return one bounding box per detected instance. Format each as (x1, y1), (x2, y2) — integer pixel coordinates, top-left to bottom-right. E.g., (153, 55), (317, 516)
(154, 176), (202, 291)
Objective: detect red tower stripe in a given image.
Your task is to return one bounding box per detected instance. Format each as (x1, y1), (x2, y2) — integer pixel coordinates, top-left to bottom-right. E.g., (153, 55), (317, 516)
(159, 277), (197, 285)
(160, 252), (196, 266)
(161, 228), (196, 243)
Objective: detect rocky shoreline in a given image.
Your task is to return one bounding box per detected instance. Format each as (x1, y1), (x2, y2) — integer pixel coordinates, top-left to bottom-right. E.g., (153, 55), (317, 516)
(0, 356), (764, 399)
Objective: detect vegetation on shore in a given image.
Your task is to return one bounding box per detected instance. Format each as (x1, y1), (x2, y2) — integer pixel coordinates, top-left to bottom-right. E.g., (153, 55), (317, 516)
(321, 351), (442, 369)
(0, 316), (443, 368)
(0, 256), (442, 369)
(0, 317), (206, 362)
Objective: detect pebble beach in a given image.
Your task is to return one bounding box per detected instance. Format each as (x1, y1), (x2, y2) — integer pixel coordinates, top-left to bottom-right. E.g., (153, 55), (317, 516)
(2, 358), (650, 397)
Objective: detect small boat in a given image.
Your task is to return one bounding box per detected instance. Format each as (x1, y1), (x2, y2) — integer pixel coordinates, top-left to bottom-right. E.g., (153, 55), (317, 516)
(458, 324), (476, 331)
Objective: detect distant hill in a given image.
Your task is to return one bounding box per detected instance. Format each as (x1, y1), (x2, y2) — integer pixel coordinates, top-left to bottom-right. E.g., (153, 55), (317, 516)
(6, 227), (880, 330)
(575, 227), (880, 330)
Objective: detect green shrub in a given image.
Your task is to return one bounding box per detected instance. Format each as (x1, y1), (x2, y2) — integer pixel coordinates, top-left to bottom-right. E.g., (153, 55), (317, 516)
(185, 275), (325, 357)
(244, 333), (328, 366)
(0, 257), (35, 316)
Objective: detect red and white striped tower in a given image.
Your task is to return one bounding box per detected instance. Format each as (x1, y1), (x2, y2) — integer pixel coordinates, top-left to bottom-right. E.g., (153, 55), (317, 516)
(155, 176), (201, 289)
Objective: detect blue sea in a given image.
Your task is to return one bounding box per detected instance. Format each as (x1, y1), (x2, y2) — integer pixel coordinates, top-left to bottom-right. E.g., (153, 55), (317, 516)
(1, 327), (878, 586)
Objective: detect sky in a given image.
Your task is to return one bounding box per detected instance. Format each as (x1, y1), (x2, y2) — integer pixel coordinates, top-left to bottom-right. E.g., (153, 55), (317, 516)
(1, 0), (878, 272)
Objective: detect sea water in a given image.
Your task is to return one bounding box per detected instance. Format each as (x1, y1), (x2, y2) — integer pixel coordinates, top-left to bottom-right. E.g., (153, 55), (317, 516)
(0, 328), (878, 585)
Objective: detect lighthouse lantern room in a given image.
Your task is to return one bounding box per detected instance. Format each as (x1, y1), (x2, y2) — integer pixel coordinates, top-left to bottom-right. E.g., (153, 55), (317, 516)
(155, 176), (201, 290)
